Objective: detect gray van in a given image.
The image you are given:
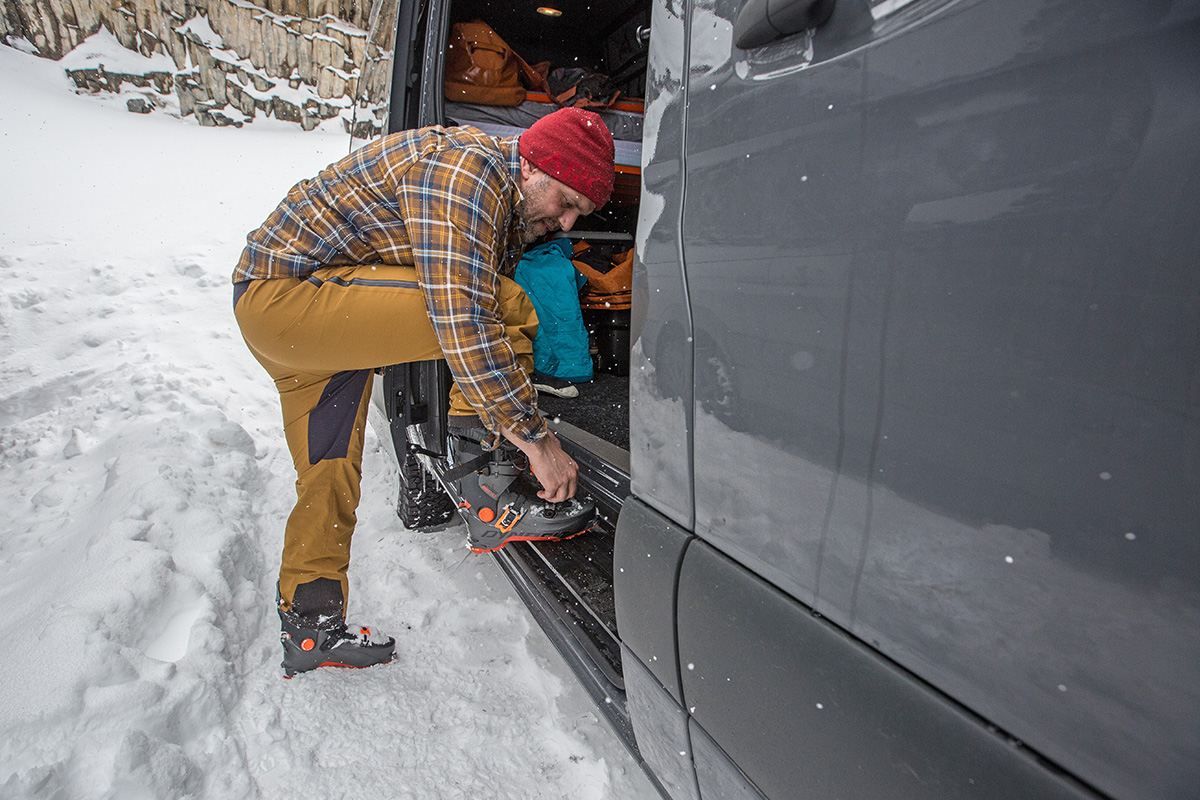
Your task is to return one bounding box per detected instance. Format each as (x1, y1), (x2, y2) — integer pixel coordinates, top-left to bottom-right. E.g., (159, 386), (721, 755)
(363, 1), (1200, 798)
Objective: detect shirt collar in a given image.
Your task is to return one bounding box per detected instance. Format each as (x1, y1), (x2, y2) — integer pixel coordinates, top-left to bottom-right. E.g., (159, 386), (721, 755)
(503, 135), (522, 187)
(498, 136), (527, 272)
(503, 136), (526, 239)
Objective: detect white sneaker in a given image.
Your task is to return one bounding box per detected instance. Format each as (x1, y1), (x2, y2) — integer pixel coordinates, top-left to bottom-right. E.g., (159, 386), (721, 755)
(532, 371), (580, 398)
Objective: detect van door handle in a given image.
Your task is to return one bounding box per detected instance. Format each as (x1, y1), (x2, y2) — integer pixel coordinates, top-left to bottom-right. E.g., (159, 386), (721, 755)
(733, 0), (836, 49)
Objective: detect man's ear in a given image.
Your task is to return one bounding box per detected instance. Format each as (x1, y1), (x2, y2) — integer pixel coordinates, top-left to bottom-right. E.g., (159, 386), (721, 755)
(519, 157), (540, 181)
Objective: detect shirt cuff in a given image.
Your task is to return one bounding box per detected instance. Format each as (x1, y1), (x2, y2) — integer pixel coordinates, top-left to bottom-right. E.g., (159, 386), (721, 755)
(480, 408), (549, 450)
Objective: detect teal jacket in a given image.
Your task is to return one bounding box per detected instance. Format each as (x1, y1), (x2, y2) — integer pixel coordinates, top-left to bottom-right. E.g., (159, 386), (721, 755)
(514, 239), (593, 383)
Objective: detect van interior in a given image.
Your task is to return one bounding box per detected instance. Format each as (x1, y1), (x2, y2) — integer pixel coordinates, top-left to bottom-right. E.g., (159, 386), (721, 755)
(374, 0), (655, 710)
(438, 0), (652, 451)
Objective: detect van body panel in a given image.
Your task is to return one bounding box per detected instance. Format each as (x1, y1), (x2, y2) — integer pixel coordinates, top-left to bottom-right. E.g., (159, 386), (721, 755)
(614, 496), (692, 702)
(683, 0), (871, 620)
(677, 538), (1099, 800)
(678, 0), (1200, 798)
(631, 0), (696, 531)
(623, 645), (702, 800)
(688, 720), (767, 800)
(845, 5), (1200, 799)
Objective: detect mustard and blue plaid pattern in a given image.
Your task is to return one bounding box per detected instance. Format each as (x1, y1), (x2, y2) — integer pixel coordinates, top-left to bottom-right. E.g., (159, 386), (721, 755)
(233, 125), (545, 443)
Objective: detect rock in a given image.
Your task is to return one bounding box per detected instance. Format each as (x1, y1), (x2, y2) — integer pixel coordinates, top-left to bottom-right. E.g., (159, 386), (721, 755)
(67, 65), (174, 95)
(194, 105), (218, 126)
(127, 96), (152, 113)
(175, 83), (195, 115)
(167, 25), (189, 69)
(113, 6), (137, 50)
(67, 66), (109, 93)
(347, 30), (364, 66)
(271, 95), (301, 122)
(225, 75), (257, 117)
(209, 109), (243, 126)
(316, 63), (345, 98)
(147, 70), (172, 93)
(11, 0), (376, 130)
(138, 28), (160, 57)
(344, 115), (377, 139)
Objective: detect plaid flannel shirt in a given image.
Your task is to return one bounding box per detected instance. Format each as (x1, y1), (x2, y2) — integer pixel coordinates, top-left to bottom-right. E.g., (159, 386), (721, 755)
(233, 125), (546, 444)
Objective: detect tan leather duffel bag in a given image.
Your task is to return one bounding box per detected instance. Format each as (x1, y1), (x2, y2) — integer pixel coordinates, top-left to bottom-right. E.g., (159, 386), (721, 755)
(444, 21), (547, 106)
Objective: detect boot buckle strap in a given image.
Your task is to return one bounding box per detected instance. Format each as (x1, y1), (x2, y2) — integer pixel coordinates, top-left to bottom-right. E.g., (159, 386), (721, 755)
(443, 452), (491, 484)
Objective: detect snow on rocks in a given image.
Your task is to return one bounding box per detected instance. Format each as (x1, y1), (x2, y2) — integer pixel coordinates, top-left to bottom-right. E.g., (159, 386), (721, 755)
(0, 43), (655, 800)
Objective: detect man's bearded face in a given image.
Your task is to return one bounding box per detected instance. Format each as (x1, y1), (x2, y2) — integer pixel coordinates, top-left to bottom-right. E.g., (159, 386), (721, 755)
(517, 172), (593, 243)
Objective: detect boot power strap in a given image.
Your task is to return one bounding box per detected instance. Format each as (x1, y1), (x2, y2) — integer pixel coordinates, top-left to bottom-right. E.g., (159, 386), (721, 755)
(443, 453), (491, 484)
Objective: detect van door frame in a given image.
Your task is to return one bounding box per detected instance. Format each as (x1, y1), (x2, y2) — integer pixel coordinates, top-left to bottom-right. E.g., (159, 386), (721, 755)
(387, 0), (447, 134)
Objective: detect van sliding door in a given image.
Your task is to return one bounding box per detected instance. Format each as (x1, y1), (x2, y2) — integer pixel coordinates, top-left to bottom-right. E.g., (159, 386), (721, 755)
(675, 1), (1200, 799)
(678, 2), (880, 796)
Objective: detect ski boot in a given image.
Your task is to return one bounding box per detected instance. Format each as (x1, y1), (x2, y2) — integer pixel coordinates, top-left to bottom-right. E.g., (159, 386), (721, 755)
(277, 579), (396, 678)
(444, 418), (597, 553)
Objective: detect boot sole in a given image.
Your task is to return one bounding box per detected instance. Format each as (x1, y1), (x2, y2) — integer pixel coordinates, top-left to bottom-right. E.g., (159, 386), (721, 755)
(467, 517), (597, 554)
(283, 651), (398, 679)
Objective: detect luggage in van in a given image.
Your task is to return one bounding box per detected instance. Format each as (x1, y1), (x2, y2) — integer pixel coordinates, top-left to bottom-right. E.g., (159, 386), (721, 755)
(547, 67), (621, 110)
(572, 240), (633, 375)
(443, 21), (547, 106)
(572, 240), (632, 311)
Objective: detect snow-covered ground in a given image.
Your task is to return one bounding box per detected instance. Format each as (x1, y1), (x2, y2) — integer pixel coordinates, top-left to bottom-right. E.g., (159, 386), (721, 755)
(0, 41), (657, 800)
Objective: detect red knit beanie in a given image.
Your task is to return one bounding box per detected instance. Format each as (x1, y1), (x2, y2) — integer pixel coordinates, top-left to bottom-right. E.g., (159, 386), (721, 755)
(518, 108), (615, 209)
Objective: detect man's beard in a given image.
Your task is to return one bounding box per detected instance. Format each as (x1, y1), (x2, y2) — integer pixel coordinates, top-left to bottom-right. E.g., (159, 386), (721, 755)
(517, 174), (555, 243)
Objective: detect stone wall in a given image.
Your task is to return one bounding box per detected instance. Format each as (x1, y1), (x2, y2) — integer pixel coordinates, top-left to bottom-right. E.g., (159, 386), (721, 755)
(0, 0), (395, 133)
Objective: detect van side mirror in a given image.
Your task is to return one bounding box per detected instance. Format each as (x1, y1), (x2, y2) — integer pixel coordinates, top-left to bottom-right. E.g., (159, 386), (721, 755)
(733, 0), (836, 49)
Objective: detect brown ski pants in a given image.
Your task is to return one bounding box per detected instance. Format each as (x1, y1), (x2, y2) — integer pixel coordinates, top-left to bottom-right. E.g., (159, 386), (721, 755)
(233, 264), (538, 614)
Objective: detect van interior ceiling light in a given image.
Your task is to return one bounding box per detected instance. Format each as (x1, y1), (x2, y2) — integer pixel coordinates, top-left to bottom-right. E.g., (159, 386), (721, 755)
(537, 6), (563, 16)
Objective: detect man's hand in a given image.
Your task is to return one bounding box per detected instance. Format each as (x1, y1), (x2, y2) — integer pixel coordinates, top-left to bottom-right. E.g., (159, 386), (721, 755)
(500, 427), (578, 502)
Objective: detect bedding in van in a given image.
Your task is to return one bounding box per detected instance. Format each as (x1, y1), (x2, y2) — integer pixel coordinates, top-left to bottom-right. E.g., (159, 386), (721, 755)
(445, 98), (643, 143)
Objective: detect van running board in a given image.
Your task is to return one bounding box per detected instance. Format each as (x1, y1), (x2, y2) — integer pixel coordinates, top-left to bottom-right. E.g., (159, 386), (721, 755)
(490, 417), (635, 751)
(410, 413), (630, 688)
(505, 418), (629, 686)
(405, 401), (649, 773)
